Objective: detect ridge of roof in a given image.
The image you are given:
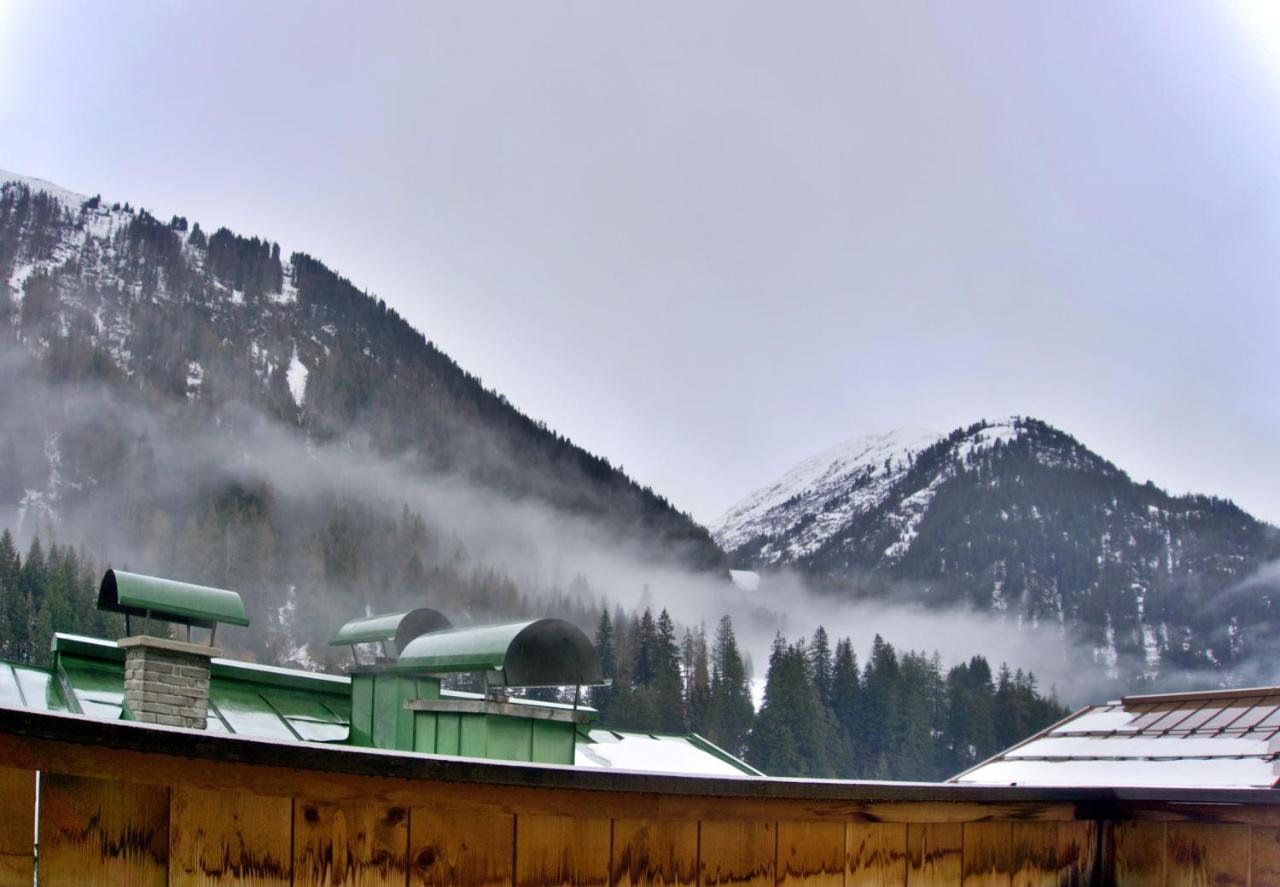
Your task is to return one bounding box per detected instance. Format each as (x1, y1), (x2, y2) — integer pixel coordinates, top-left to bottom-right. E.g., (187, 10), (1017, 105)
(1122, 686), (1280, 706)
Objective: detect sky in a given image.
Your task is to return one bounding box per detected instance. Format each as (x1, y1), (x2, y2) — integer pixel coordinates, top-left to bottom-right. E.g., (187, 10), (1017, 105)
(1, 1), (1277, 527)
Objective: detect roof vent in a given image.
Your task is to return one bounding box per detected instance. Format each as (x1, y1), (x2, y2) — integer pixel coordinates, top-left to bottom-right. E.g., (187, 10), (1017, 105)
(98, 569), (249, 644)
(96, 570), (249, 731)
(392, 618), (603, 688)
(329, 608), (453, 664)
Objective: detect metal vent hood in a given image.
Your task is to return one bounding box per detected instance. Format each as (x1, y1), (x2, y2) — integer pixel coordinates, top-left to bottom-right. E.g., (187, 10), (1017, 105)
(392, 618), (603, 687)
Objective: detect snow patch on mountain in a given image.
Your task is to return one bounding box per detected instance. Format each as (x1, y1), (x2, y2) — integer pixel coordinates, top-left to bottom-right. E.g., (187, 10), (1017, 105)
(712, 427), (941, 560)
(0, 169), (89, 210)
(287, 348), (308, 407)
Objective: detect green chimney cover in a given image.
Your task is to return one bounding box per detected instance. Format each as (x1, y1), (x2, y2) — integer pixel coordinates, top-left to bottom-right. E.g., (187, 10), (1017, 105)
(329, 608), (452, 654)
(97, 569), (250, 629)
(393, 618), (602, 686)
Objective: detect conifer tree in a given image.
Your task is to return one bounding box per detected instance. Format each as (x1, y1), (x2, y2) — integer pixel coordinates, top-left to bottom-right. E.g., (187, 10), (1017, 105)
(810, 626), (833, 707)
(654, 609), (684, 731)
(590, 609), (616, 720)
(705, 615), (753, 757)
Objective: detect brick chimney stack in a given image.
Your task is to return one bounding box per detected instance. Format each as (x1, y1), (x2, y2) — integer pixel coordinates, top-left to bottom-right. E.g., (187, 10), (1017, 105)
(119, 636), (217, 730)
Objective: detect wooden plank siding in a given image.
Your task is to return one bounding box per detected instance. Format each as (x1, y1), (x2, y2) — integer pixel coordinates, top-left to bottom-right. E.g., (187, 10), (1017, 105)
(847, 822), (907, 887)
(4, 709), (1280, 885)
(612, 818), (699, 887)
(38, 772), (169, 886)
(169, 786), (292, 886)
(409, 807), (513, 887)
(293, 799), (409, 887)
(0, 768), (34, 887)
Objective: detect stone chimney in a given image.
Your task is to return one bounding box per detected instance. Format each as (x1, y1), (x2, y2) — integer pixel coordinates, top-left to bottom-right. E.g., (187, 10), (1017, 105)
(119, 636), (217, 730)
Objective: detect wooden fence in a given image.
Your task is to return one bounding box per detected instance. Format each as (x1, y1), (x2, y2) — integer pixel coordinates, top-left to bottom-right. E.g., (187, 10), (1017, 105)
(0, 707), (1276, 885)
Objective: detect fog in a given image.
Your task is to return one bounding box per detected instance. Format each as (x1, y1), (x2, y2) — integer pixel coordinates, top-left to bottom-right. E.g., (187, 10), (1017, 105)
(8, 337), (1196, 707)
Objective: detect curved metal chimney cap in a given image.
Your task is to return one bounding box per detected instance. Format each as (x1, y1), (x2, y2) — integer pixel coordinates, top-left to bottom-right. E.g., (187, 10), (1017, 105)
(97, 569), (250, 629)
(393, 618), (603, 686)
(329, 608), (453, 654)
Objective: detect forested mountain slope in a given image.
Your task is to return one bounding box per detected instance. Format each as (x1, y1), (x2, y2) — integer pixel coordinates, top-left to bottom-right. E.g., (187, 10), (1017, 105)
(0, 171), (723, 659)
(716, 417), (1280, 683)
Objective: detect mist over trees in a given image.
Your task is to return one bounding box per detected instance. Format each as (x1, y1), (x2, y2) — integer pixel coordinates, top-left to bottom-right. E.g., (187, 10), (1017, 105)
(587, 604), (1065, 780)
(0, 519), (1066, 781)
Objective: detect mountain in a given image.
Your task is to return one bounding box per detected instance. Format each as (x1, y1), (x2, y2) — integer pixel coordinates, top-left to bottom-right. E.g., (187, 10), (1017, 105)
(714, 417), (1280, 682)
(0, 169), (724, 658)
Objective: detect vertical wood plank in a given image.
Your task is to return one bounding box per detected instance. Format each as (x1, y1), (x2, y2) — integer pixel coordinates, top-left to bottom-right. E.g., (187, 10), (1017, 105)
(1009, 822), (1094, 887)
(962, 823), (1010, 887)
(1166, 822), (1247, 887)
(1053, 821), (1095, 887)
(699, 820), (775, 887)
(410, 807), (513, 887)
(294, 799), (409, 887)
(847, 822), (906, 887)
(515, 813), (611, 887)
(1252, 825), (1280, 887)
(1109, 821), (1163, 887)
(169, 785), (292, 886)
(0, 768), (33, 887)
(613, 818), (699, 887)
(38, 772), (168, 886)
(778, 820), (844, 887)
(906, 823), (961, 887)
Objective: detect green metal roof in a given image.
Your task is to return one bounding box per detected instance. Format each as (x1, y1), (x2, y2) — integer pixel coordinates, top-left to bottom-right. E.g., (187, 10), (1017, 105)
(329, 608), (452, 653)
(46, 634), (348, 742)
(97, 570), (250, 628)
(0, 633), (759, 776)
(392, 619), (603, 686)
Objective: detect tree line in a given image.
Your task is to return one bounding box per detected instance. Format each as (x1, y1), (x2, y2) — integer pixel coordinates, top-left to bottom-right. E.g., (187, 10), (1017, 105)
(0, 519), (1066, 782)
(588, 606), (1067, 781)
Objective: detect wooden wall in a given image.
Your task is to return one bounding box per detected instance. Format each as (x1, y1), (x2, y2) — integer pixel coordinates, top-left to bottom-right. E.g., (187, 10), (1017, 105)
(0, 730), (1276, 886)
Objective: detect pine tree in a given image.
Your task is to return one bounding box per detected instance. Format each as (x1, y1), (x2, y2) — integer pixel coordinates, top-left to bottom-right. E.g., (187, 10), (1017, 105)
(705, 615), (753, 758)
(590, 610), (617, 720)
(654, 610), (684, 732)
(634, 608), (656, 686)
(810, 626), (833, 707)
(683, 626), (710, 735)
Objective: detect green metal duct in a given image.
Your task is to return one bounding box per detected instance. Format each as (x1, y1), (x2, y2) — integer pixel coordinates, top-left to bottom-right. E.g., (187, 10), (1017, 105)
(97, 569), (249, 629)
(392, 619), (603, 687)
(329, 609), (453, 654)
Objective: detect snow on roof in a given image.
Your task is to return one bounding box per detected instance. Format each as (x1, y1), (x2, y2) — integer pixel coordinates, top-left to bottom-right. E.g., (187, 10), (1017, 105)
(728, 569), (760, 592)
(575, 729), (761, 777)
(952, 689), (1280, 789)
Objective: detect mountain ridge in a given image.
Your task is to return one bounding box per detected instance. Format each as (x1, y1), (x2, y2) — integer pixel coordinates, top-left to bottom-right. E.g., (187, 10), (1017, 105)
(716, 416), (1278, 682)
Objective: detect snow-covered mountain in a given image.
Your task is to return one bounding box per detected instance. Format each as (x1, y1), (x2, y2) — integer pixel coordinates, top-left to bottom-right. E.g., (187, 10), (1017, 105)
(716, 417), (1279, 682)
(713, 427), (942, 561)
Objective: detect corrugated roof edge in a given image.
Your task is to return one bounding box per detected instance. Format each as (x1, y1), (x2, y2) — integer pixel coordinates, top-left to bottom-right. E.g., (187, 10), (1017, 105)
(947, 703), (1095, 784)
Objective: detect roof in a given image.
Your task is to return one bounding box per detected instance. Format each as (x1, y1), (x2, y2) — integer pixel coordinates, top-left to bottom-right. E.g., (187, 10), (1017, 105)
(952, 687), (1280, 788)
(575, 729), (763, 777)
(4, 633), (756, 778)
(47, 634), (350, 742)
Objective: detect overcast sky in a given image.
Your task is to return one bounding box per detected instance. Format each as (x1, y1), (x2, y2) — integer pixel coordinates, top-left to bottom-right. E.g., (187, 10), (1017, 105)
(1, 2), (1277, 526)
